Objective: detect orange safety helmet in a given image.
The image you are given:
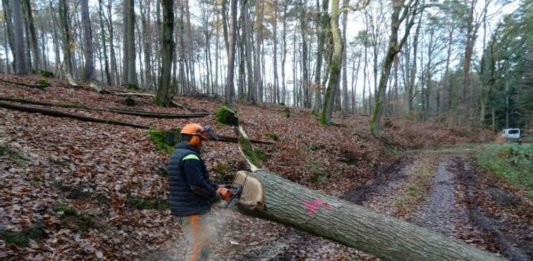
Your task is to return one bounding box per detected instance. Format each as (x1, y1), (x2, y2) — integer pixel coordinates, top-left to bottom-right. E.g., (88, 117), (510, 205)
(181, 123), (209, 141)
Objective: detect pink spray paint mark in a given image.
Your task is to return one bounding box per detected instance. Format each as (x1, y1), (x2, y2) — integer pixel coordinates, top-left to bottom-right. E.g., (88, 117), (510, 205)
(303, 198), (332, 215)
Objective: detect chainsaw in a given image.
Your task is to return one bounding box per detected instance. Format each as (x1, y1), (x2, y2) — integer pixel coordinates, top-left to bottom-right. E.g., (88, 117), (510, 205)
(218, 184), (243, 208)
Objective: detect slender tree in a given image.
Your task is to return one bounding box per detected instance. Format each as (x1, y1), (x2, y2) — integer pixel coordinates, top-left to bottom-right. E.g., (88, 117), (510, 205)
(370, 0), (422, 137)
(225, 0), (238, 105)
(156, 0), (174, 106)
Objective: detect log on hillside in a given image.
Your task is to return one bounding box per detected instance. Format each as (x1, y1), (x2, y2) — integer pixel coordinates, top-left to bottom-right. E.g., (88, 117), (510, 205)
(0, 101), (149, 129)
(0, 78), (47, 89)
(233, 170), (503, 261)
(0, 96), (208, 118)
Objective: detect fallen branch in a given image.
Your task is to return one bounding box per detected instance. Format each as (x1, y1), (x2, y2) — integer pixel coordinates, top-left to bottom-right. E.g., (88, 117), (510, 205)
(0, 78), (47, 89)
(217, 135), (273, 145)
(0, 96), (209, 119)
(112, 92), (155, 97)
(0, 101), (149, 129)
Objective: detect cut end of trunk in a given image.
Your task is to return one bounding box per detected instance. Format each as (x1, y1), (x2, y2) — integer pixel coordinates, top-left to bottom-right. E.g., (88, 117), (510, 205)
(234, 171), (265, 210)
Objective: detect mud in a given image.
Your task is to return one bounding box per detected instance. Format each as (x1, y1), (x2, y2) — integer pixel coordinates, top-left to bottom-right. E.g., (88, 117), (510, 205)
(412, 157), (465, 236)
(455, 158), (532, 261)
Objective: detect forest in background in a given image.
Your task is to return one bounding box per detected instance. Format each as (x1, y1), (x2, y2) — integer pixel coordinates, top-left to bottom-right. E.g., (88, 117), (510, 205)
(1, 0), (532, 132)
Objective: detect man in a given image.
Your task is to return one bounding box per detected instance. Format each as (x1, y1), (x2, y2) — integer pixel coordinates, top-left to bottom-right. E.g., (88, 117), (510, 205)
(167, 123), (230, 261)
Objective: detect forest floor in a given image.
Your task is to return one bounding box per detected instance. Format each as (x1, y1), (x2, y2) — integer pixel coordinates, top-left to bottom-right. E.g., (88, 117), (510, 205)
(0, 74), (530, 260)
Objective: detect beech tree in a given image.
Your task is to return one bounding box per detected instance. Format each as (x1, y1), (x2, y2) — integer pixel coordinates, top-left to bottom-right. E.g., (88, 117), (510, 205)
(9, 0), (26, 74)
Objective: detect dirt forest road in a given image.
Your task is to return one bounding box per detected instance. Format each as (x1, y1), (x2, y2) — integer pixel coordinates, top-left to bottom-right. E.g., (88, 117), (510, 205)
(152, 148), (533, 260)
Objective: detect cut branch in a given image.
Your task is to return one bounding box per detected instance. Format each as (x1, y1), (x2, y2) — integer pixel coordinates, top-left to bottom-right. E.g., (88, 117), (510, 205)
(0, 100), (149, 129)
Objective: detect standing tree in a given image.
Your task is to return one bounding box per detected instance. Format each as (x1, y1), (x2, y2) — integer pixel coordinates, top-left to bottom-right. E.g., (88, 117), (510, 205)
(319, 0), (342, 124)
(225, 0), (238, 105)
(21, 0), (39, 71)
(81, 0), (94, 82)
(10, 0), (26, 74)
(123, 0), (137, 87)
(156, 0), (174, 106)
(369, 0), (422, 137)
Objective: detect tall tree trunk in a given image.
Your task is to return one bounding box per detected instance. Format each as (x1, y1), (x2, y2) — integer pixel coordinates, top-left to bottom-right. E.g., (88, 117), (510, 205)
(280, 2), (288, 104)
(141, 0), (153, 89)
(98, 0), (111, 85)
(10, 0), (27, 74)
(21, 0), (39, 71)
(254, 0), (265, 103)
(2, 0), (14, 73)
(341, 0), (349, 113)
(370, 0), (420, 137)
(272, 0), (279, 104)
(107, 0), (119, 86)
(59, 0), (72, 77)
(225, 0), (238, 105)
(407, 13), (423, 116)
(244, 0), (255, 103)
(81, 0), (94, 81)
(320, 0), (342, 125)
(444, 26), (455, 115)
(156, 0), (174, 106)
(123, 0), (137, 86)
(312, 0), (328, 115)
(299, 1), (311, 108)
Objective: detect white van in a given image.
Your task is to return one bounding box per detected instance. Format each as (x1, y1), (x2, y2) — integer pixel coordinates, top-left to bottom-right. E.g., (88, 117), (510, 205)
(501, 128), (521, 140)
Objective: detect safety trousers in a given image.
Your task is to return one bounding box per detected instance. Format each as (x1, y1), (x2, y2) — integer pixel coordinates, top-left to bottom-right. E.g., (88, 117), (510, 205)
(178, 214), (213, 261)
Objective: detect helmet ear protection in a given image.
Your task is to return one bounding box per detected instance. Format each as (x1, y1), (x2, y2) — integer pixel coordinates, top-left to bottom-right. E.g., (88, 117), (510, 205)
(189, 135), (201, 147)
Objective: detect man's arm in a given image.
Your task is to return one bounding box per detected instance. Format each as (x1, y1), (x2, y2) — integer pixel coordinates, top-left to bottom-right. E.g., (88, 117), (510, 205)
(182, 155), (219, 201)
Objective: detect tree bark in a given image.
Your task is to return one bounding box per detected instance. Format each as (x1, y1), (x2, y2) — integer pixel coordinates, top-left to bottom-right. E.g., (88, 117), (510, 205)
(320, 0), (342, 125)
(81, 0), (94, 82)
(98, 0), (111, 85)
(225, 0), (238, 105)
(10, 0), (27, 74)
(123, 0), (137, 86)
(156, 0), (174, 106)
(59, 0), (73, 78)
(21, 0), (39, 71)
(234, 169), (504, 261)
(253, 0), (265, 104)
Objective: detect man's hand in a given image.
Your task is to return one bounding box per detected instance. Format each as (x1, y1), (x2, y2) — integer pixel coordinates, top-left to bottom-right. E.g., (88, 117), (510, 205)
(216, 187), (233, 201)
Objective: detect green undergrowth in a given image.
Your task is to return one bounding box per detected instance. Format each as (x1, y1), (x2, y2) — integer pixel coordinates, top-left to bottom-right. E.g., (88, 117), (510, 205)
(53, 204), (94, 233)
(36, 79), (51, 87)
(0, 144), (28, 163)
(266, 131), (279, 141)
(216, 105), (239, 126)
(0, 222), (46, 247)
(475, 144), (533, 196)
(148, 128), (181, 154)
(127, 197), (169, 210)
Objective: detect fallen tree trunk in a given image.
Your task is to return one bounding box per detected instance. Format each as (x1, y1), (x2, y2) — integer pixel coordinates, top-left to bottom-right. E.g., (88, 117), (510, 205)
(232, 128), (502, 261)
(0, 78), (47, 89)
(0, 101), (149, 129)
(233, 170), (503, 261)
(0, 96), (208, 118)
